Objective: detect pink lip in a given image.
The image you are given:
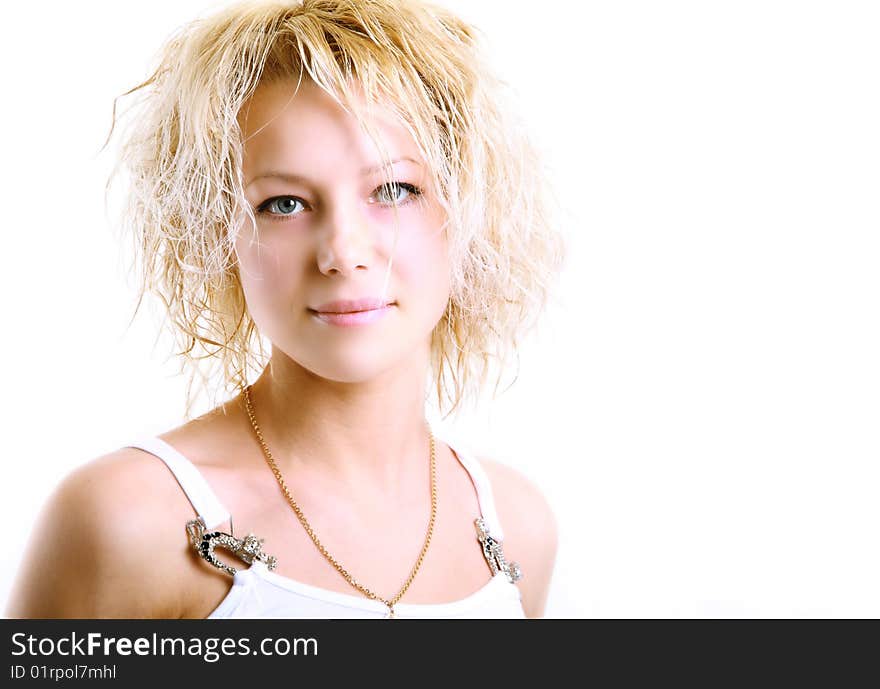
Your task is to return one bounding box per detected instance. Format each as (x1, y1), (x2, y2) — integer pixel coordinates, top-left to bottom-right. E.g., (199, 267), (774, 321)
(309, 297), (396, 327)
(313, 297), (395, 314)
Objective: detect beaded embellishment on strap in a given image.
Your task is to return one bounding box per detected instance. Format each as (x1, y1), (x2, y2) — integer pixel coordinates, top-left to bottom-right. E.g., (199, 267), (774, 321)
(475, 517), (522, 583)
(186, 516), (278, 577)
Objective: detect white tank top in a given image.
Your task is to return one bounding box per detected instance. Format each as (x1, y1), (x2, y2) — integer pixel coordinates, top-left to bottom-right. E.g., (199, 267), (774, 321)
(125, 435), (527, 619)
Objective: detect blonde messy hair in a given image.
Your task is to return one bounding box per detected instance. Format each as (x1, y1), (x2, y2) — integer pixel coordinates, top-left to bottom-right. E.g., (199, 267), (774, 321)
(106, 0), (565, 419)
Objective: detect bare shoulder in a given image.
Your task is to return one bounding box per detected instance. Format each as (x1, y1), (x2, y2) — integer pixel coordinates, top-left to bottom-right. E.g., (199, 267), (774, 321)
(5, 447), (199, 619)
(477, 457), (558, 618)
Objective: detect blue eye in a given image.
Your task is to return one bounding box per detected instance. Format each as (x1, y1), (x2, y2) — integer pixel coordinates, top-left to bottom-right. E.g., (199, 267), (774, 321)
(257, 196), (305, 218)
(373, 182), (422, 206)
(255, 183), (422, 222)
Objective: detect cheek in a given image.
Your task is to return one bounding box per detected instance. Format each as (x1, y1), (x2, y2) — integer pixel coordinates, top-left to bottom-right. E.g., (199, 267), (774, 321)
(394, 228), (452, 308)
(234, 231), (310, 314)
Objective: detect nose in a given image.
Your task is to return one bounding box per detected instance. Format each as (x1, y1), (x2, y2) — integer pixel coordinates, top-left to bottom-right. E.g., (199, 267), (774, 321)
(315, 203), (372, 276)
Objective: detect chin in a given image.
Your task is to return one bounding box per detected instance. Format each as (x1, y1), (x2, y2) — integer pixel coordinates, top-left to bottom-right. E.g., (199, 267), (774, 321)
(289, 347), (403, 384)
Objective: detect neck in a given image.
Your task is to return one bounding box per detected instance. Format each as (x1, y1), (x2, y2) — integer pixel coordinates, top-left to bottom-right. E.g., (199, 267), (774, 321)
(240, 345), (433, 496)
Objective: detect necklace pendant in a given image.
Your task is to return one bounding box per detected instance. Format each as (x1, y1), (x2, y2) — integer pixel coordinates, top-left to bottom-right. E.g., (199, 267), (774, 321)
(475, 517), (523, 584)
(186, 516), (278, 576)
(386, 606), (396, 619)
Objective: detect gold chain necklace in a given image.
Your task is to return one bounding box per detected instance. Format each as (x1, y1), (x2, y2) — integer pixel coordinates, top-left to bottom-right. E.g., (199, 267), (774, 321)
(242, 384), (437, 619)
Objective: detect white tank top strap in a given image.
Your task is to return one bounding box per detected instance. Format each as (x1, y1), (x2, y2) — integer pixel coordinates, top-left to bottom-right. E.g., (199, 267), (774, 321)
(125, 436), (231, 530)
(445, 439), (506, 541)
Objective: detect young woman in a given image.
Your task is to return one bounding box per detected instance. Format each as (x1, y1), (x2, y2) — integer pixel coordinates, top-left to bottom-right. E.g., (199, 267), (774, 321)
(6, 0), (565, 619)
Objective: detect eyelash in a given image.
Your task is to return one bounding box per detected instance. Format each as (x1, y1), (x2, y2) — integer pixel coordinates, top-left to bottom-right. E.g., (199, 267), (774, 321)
(255, 182), (423, 222)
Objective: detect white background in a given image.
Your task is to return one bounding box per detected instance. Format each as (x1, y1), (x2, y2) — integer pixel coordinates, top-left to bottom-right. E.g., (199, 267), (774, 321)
(1, 1), (878, 618)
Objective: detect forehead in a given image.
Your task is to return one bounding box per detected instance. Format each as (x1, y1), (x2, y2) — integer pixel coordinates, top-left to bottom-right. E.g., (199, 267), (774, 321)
(237, 78), (422, 177)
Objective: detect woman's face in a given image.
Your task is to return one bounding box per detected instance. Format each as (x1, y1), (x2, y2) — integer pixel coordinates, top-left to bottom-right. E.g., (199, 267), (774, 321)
(235, 78), (451, 383)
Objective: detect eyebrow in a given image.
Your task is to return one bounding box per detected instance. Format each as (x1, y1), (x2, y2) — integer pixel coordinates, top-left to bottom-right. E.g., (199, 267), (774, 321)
(245, 157), (421, 188)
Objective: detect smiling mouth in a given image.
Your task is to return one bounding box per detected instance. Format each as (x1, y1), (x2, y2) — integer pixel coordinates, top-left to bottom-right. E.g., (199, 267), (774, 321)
(310, 305), (393, 314)
(309, 303), (396, 327)
(310, 298), (397, 314)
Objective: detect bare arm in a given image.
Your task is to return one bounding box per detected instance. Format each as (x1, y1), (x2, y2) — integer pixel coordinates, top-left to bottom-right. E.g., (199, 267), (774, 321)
(480, 458), (559, 619)
(5, 452), (182, 619)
